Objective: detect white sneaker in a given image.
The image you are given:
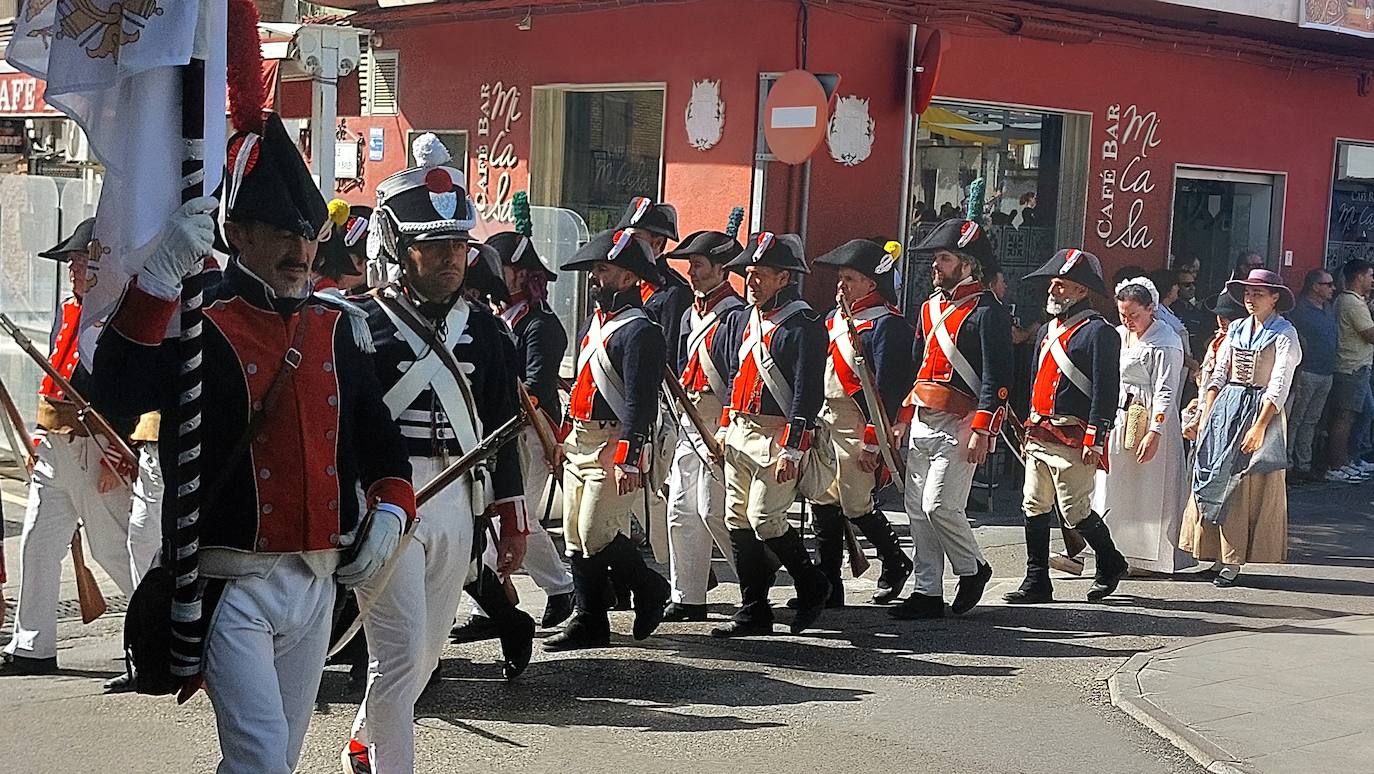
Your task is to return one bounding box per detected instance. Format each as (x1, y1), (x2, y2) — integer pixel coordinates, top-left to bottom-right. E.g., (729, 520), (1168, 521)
(1326, 468), (1362, 483)
(1354, 460), (1374, 475)
(1341, 464), (1373, 480)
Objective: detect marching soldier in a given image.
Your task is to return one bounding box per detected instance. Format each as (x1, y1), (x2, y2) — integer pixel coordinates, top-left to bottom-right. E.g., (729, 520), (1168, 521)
(315, 199), (372, 294)
(809, 239), (915, 607)
(545, 228), (671, 651)
(92, 112), (415, 774)
(888, 221), (1009, 620)
(450, 221), (578, 642)
(661, 230), (746, 622)
(343, 144), (532, 773)
(711, 232), (830, 638)
(1, 218), (148, 678)
(617, 197), (693, 372)
(1004, 249), (1130, 604)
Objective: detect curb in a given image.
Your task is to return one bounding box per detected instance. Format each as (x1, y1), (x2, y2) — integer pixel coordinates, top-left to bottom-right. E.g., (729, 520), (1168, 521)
(1109, 616), (1374, 774)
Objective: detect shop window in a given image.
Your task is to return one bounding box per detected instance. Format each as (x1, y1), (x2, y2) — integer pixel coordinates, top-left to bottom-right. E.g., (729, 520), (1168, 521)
(1169, 167), (1285, 297)
(531, 85), (665, 340)
(1326, 140), (1374, 269)
(905, 101), (1089, 313)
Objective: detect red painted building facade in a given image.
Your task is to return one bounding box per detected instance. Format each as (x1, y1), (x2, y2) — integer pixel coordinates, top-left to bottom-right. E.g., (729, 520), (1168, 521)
(332, 0), (1374, 312)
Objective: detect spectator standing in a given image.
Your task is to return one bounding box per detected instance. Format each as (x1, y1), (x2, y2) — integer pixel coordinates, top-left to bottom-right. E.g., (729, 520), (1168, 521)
(1285, 269), (1337, 482)
(1150, 268), (1200, 376)
(1172, 268), (1214, 366)
(1325, 260), (1374, 483)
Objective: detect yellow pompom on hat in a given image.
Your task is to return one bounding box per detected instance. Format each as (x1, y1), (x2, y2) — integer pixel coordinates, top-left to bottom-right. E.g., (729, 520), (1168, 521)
(327, 198), (351, 227)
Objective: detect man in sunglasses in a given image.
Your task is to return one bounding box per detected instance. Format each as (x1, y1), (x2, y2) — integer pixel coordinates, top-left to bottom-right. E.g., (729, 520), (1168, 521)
(1287, 268), (1338, 483)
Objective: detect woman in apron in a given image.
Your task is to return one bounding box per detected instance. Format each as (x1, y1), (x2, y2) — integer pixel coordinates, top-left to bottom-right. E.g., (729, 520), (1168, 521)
(1182, 270), (1301, 587)
(1095, 277), (1194, 574)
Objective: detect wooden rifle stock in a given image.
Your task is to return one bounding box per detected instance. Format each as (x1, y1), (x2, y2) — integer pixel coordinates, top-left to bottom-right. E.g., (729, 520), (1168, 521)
(835, 296), (905, 492)
(0, 376), (36, 475)
(661, 366), (723, 462)
(70, 529), (107, 624)
(516, 382), (561, 476)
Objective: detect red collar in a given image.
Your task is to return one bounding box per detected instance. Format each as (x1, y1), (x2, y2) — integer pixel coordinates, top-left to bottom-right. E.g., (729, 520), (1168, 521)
(694, 282), (737, 315)
(639, 282), (657, 304)
(940, 278), (984, 303)
(847, 290), (888, 314)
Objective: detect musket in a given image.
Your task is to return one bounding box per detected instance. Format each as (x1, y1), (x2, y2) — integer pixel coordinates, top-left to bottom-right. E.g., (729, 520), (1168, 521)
(0, 376), (36, 477)
(996, 403), (1085, 559)
(516, 382), (562, 477)
(835, 295), (905, 493)
(330, 412), (528, 657)
(0, 312), (137, 469)
(661, 365), (724, 463)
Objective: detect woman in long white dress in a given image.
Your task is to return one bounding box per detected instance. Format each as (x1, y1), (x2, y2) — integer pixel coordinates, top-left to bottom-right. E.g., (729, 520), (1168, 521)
(1094, 277), (1196, 574)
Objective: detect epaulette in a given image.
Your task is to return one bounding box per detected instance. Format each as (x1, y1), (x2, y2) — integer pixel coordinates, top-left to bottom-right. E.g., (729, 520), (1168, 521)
(311, 288), (375, 353)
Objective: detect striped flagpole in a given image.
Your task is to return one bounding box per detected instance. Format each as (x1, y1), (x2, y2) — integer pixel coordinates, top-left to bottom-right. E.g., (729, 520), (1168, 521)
(169, 56), (207, 679)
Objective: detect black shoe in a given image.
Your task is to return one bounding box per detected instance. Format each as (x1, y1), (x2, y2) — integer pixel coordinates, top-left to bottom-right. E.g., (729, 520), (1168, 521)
(889, 593), (945, 620)
(1076, 512), (1130, 601)
(543, 615), (611, 652)
(540, 591), (575, 629)
(450, 615), (501, 643)
(1213, 573), (1239, 588)
(951, 562), (993, 615)
(0, 654), (58, 676)
(662, 602), (708, 622)
(102, 672), (134, 694)
(709, 619), (773, 638)
(497, 609), (536, 680)
(852, 512), (913, 604)
(1003, 581), (1054, 605)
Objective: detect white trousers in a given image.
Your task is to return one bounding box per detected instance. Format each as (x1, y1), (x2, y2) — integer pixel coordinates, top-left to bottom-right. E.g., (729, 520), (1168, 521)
(665, 416), (735, 604)
(4, 433), (140, 660)
(351, 456), (476, 774)
(904, 409), (986, 596)
(128, 443), (164, 585)
(204, 557), (335, 774)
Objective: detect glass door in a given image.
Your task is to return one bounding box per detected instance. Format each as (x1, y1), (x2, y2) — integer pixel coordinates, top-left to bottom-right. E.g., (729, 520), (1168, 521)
(1169, 168), (1285, 300)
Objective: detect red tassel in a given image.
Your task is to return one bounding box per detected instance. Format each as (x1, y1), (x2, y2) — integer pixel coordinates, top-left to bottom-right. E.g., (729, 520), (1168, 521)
(227, 0), (265, 134)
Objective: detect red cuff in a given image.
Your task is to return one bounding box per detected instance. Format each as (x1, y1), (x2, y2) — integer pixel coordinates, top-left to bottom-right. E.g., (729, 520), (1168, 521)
(719, 407), (732, 428)
(611, 439), (644, 468)
(896, 403), (915, 424)
(556, 420), (571, 442)
(862, 424), (879, 448)
(366, 476), (417, 526)
(779, 423), (812, 451)
(1084, 424), (1100, 449)
(109, 279), (178, 346)
(971, 407), (1005, 435)
(491, 497), (529, 535)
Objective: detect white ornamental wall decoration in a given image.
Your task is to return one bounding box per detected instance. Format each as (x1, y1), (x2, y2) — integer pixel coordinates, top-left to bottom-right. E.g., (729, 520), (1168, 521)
(685, 79), (724, 151)
(827, 95), (875, 166)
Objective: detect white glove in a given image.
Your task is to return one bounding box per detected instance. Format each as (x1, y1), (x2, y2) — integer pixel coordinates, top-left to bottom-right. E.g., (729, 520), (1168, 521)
(138, 196), (219, 299)
(337, 508), (402, 587)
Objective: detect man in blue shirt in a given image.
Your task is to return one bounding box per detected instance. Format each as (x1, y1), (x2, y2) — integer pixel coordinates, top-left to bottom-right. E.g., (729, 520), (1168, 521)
(1287, 268), (1338, 482)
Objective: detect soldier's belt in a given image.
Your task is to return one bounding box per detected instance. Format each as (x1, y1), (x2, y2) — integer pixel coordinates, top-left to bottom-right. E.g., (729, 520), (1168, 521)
(36, 399), (89, 436)
(911, 382), (976, 418)
(1025, 415), (1087, 449)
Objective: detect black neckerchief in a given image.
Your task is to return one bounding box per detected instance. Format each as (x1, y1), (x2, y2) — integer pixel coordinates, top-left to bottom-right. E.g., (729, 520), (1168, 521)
(758, 284), (801, 314)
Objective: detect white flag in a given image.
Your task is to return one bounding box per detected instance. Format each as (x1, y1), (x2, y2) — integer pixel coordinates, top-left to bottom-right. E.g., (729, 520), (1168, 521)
(7, 0), (228, 364)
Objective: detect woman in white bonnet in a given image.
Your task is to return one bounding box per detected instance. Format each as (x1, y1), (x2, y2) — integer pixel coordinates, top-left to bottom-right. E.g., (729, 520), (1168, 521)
(1093, 276), (1195, 574)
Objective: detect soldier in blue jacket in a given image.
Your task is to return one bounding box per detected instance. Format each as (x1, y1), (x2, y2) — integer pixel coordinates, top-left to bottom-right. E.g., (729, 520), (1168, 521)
(617, 197), (693, 374)
(1005, 248), (1130, 604)
(809, 239), (915, 608)
(711, 232), (831, 638)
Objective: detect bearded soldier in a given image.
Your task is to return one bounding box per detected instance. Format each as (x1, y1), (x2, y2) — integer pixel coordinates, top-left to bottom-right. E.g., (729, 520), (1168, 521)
(1, 218), (148, 678)
(809, 239), (915, 608)
(888, 221), (1008, 620)
(617, 197), (692, 373)
(93, 113), (415, 774)
(545, 229), (671, 651)
(711, 232), (830, 638)
(1004, 248), (1130, 604)
(340, 142), (532, 773)
(660, 230), (746, 622)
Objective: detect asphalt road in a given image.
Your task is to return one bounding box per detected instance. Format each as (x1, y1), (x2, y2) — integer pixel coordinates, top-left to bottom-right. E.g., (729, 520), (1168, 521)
(2, 471), (1370, 774)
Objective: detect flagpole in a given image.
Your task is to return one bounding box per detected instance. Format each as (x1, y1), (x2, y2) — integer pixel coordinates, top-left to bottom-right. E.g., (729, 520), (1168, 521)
(169, 55), (207, 681)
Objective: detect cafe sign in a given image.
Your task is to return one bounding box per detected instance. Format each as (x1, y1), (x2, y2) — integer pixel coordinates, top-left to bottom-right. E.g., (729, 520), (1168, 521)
(0, 73), (57, 116)
(1097, 103), (1162, 251)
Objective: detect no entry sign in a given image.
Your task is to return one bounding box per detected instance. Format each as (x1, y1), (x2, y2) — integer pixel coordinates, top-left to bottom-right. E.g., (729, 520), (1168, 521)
(763, 70), (831, 165)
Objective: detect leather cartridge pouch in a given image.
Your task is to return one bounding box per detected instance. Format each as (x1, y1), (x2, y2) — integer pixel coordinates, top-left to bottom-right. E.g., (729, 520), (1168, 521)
(912, 382), (977, 418)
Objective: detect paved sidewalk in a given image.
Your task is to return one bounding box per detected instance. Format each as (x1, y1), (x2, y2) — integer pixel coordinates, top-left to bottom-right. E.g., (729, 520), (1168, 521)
(1112, 615), (1374, 774)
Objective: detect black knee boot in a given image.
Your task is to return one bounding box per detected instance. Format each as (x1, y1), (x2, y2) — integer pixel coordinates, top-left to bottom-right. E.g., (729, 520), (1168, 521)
(1075, 512), (1130, 601)
(810, 504), (848, 608)
(851, 511), (914, 604)
(544, 552), (612, 651)
(711, 528), (776, 638)
(463, 566), (536, 679)
(1004, 513), (1054, 604)
(600, 534), (671, 640)
(765, 527), (831, 634)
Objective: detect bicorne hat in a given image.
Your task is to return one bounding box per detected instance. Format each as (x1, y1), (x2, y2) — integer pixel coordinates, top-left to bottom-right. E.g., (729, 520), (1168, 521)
(223, 112), (329, 247)
(464, 242), (509, 304)
(665, 230), (744, 266)
(38, 217), (95, 262)
(1023, 248), (1108, 296)
(562, 228), (662, 283)
(815, 239), (899, 301)
(1225, 269), (1295, 313)
(913, 219), (998, 273)
(486, 231), (556, 281)
(1205, 288), (1247, 320)
(315, 200), (370, 278)
(615, 197), (679, 241)
(726, 231), (809, 275)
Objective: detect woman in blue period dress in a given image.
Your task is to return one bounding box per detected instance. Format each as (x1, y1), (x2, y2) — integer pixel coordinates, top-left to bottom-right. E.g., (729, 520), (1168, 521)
(1094, 277), (1195, 574)
(1181, 270), (1301, 588)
